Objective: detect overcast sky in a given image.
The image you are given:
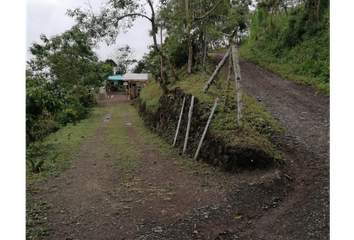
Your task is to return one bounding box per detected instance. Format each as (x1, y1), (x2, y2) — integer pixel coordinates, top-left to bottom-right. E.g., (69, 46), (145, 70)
(26, 0), (155, 64)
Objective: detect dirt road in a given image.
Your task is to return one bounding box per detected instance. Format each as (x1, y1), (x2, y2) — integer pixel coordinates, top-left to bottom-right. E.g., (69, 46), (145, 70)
(31, 50), (329, 239)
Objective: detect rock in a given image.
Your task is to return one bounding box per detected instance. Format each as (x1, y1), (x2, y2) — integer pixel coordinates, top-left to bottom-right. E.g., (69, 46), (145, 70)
(153, 227), (163, 233)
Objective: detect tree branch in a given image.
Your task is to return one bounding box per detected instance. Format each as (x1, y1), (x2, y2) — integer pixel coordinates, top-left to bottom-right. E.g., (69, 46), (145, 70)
(193, 0), (224, 22)
(115, 13), (151, 22)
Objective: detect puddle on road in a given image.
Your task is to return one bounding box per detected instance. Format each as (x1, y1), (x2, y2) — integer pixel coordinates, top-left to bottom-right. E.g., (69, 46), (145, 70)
(125, 123), (132, 127)
(104, 113), (111, 124)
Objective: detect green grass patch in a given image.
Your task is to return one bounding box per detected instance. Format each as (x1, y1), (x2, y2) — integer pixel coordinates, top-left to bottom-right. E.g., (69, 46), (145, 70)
(26, 106), (109, 187)
(139, 78), (163, 113)
(104, 104), (142, 171)
(208, 47), (229, 59)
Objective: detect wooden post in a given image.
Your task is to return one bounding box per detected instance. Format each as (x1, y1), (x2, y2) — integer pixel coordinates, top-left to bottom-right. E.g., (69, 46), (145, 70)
(173, 96), (186, 147)
(232, 45), (243, 127)
(194, 97), (218, 160)
(202, 49), (229, 94)
(125, 84), (127, 99)
(223, 41), (233, 114)
(183, 96), (194, 154)
(160, 22), (163, 82)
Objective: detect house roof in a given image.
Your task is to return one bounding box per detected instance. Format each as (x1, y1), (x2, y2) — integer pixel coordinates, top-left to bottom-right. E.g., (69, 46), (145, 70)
(107, 75), (124, 81)
(122, 73), (149, 81)
(108, 73), (149, 82)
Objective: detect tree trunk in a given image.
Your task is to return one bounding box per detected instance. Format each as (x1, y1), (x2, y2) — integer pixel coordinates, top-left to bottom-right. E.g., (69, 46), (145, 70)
(202, 37), (207, 79)
(76, 81), (79, 101)
(186, 32), (193, 74)
(199, 31), (204, 66)
(280, 0), (288, 16)
(194, 53), (199, 72)
(316, 0), (321, 22)
(202, 49), (229, 94)
(184, 0), (223, 74)
(148, 0), (178, 85)
(273, 0), (279, 27)
(185, 0), (193, 74)
(232, 45), (243, 128)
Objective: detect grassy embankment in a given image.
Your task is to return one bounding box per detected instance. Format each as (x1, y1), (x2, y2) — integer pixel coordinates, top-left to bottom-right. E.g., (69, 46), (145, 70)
(239, 4), (329, 96)
(139, 50), (284, 169)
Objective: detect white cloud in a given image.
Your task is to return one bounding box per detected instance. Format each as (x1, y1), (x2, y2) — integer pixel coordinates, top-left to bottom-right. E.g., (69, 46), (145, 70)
(26, 0), (154, 62)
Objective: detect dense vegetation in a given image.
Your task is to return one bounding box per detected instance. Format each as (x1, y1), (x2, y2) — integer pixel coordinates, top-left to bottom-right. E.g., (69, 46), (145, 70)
(240, 0), (330, 95)
(26, 26), (113, 172)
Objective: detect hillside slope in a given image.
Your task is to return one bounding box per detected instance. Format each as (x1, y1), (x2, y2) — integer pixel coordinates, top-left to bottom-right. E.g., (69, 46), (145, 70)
(240, 3), (330, 95)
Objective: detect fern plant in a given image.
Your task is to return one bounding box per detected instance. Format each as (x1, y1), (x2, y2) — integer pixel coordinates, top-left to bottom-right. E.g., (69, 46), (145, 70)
(26, 152), (60, 173)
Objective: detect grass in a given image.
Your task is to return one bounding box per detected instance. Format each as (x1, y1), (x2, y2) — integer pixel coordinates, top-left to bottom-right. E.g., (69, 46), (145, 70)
(26, 106), (109, 187)
(239, 45), (329, 96)
(104, 104), (141, 171)
(207, 47), (228, 59)
(180, 51), (283, 151)
(239, 6), (329, 96)
(26, 106), (109, 239)
(139, 79), (164, 113)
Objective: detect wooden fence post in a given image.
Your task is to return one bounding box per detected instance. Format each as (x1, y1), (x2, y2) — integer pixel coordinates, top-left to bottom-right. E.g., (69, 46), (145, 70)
(194, 97), (219, 160)
(183, 96), (195, 154)
(202, 49), (230, 94)
(232, 45), (243, 127)
(173, 96), (186, 147)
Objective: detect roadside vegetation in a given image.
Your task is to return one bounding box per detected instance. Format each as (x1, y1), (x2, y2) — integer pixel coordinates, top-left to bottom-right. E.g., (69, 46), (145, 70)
(26, 106), (108, 237)
(239, 1), (330, 95)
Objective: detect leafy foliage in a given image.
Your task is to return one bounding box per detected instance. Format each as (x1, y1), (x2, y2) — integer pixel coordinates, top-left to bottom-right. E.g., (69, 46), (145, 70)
(240, 2), (329, 95)
(158, 0), (251, 73)
(110, 44), (137, 74)
(27, 26), (113, 95)
(26, 74), (61, 144)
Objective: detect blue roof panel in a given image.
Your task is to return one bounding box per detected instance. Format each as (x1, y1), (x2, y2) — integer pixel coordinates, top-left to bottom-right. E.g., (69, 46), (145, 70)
(108, 75), (124, 81)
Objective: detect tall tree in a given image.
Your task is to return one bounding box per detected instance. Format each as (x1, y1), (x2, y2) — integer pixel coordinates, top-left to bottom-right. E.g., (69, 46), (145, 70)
(67, 0), (179, 93)
(27, 26), (100, 100)
(105, 59), (117, 66)
(109, 44), (137, 74)
(183, 0), (224, 73)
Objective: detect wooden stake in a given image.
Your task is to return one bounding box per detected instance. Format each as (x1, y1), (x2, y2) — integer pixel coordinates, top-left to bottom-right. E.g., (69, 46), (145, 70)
(202, 49), (229, 94)
(160, 22), (164, 82)
(173, 96), (186, 147)
(194, 97), (218, 160)
(232, 45), (243, 127)
(183, 96), (194, 154)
